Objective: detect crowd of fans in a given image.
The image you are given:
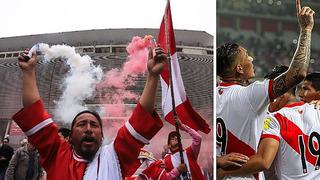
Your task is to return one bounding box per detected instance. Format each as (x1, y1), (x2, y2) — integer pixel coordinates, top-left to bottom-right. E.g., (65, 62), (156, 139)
(0, 128), (72, 180)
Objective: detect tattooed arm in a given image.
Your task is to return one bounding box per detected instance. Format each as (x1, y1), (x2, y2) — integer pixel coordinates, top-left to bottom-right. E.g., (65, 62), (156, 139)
(273, 0), (314, 98)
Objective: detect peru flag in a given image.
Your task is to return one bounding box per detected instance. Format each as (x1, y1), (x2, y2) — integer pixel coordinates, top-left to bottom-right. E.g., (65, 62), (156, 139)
(157, 1), (210, 134)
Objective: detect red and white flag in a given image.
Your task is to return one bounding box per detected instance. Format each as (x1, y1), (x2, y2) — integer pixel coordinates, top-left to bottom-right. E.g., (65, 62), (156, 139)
(157, 1), (210, 134)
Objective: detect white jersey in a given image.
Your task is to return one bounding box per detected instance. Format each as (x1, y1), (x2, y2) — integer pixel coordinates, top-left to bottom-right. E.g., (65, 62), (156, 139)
(262, 103), (320, 180)
(216, 80), (273, 180)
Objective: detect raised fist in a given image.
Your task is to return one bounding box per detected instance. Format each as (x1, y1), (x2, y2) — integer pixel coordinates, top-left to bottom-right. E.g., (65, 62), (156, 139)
(147, 47), (167, 76)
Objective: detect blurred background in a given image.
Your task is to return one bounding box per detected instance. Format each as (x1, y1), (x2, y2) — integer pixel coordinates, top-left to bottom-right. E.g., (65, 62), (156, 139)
(217, 0), (320, 79)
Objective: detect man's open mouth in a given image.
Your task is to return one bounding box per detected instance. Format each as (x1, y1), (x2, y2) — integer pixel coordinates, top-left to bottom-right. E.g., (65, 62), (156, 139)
(81, 136), (97, 144)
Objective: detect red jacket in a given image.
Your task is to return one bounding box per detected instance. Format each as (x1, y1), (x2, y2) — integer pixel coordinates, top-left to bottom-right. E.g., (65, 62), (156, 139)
(12, 100), (163, 180)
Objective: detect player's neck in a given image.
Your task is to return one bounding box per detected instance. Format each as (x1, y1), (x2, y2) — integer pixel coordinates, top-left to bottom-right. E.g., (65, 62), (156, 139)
(285, 95), (300, 106)
(221, 78), (249, 86)
(286, 99), (300, 106)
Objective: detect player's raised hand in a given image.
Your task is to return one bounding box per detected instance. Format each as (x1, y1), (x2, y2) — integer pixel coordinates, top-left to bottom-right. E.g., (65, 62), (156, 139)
(296, 0), (315, 32)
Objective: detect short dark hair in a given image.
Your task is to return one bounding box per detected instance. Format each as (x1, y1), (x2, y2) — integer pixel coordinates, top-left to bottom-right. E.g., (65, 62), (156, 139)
(58, 128), (71, 138)
(305, 73), (320, 91)
(71, 110), (103, 136)
(217, 43), (240, 77)
(264, 65), (296, 95)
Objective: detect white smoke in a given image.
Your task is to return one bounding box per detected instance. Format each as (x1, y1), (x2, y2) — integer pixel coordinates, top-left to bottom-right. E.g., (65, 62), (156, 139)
(37, 43), (103, 124)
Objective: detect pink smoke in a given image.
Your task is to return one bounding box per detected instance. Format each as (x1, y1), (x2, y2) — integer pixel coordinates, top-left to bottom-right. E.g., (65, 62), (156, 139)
(97, 36), (152, 117)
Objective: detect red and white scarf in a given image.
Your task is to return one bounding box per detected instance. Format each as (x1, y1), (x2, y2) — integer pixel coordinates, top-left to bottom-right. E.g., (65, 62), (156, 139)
(83, 142), (122, 180)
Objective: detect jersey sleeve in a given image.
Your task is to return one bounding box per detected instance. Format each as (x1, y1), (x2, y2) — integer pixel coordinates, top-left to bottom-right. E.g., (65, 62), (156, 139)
(114, 102), (163, 177)
(11, 100), (65, 170)
(181, 124), (201, 160)
(245, 79), (274, 113)
(261, 114), (281, 141)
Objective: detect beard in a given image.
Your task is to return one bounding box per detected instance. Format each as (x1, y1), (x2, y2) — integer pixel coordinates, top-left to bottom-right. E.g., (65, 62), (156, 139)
(81, 149), (96, 162)
(80, 136), (99, 161)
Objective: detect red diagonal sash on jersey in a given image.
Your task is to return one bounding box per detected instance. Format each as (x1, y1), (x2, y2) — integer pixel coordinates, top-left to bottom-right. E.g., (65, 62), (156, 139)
(225, 130), (259, 180)
(157, 1), (210, 134)
(274, 113), (318, 165)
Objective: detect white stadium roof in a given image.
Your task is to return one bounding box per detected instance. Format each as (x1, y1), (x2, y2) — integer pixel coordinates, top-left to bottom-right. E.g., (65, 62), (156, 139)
(0, 28), (213, 52)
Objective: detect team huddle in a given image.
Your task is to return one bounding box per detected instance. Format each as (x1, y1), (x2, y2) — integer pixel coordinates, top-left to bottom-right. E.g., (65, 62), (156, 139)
(216, 0), (320, 179)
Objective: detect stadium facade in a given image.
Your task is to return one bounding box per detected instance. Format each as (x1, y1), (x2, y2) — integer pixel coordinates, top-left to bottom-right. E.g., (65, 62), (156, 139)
(0, 28), (213, 150)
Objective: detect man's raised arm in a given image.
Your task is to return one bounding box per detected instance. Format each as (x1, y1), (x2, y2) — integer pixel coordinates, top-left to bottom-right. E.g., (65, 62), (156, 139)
(114, 47), (166, 177)
(139, 47), (167, 114)
(18, 50), (40, 107)
(273, 0), (314, 98)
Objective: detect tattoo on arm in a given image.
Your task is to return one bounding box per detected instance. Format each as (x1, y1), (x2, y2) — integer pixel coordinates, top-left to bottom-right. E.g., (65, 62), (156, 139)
(273, 30), (311, 98)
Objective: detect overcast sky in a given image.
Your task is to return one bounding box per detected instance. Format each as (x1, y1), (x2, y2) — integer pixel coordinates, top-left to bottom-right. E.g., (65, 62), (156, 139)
(0, 0), (215, 38)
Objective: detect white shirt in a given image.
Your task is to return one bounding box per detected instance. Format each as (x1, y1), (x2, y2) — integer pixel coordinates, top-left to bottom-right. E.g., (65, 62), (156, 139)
(216, 80), (273, 180)
(262, 103), (320, 180)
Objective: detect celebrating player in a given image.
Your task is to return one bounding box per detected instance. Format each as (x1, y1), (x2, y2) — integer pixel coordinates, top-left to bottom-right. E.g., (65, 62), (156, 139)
(216, 0), (314, 179)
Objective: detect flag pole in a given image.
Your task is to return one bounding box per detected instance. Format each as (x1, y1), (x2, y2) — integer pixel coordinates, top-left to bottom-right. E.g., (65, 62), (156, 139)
(164, 0), (190, 179)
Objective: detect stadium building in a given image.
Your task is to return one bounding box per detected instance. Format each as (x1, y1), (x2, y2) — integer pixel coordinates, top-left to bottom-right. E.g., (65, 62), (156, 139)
(0, 28), (213, 172)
